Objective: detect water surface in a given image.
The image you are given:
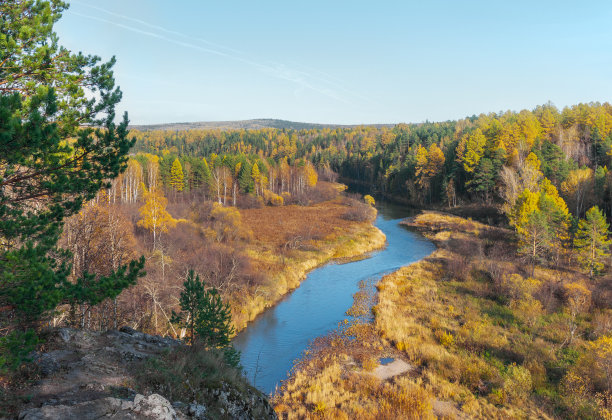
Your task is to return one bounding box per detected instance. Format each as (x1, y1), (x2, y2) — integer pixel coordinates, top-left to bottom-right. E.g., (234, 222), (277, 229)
(232, 203), (435, 394)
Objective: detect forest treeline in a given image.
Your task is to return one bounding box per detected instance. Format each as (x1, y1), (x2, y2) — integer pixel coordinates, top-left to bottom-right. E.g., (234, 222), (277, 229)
(131, 101), (612, 217)
(131, 102), (612, 279)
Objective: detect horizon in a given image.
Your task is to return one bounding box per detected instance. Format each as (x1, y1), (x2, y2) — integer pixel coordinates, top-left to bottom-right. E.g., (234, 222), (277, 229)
(56, 1), (612, 125)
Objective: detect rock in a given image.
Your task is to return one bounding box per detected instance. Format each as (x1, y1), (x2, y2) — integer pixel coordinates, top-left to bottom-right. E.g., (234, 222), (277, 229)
(58, 328), (74, 343)
(188, 403), (208, 419)
(19, 397), (122, 420)
(132, 394), (178, 419)
(33, 352), (60, 377)
(119, 326), (138, 335)
(19, 394), (180, 420)
(16, 327), (276, 420)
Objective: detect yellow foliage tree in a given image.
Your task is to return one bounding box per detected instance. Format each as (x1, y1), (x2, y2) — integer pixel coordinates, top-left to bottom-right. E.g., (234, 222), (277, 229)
(169, 158), (184, 192)
(137, 185), (176, 250)
(456, 129), (486, 173)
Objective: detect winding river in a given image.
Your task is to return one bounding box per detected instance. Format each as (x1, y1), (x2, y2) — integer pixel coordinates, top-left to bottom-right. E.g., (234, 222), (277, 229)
(232, 203), (435, 395)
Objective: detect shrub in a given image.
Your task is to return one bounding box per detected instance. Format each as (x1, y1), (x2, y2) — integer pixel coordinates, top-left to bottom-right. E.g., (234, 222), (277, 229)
(263, 189), (284, 206)
(504, 364), (532, 404)
(364, 195), (375, 207)
(434, 329), (455, 348)
(236, 193), (264, 209)
(362, 357), (379, 372)
(132, 346), (259, 418)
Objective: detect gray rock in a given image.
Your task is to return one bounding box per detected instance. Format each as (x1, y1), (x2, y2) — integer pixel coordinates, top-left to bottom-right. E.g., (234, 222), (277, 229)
(19, 394), (179, 420)
(188, 403), (208, 420)
(132, 394), (178, 419)
(33, 353), (60, 377)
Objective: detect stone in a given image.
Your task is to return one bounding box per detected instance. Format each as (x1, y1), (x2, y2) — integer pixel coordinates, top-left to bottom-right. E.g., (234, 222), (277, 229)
(188, 403), (208, 420)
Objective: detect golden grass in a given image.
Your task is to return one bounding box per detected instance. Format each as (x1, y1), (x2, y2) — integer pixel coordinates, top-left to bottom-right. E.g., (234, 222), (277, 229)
(274, 210), (583, 419)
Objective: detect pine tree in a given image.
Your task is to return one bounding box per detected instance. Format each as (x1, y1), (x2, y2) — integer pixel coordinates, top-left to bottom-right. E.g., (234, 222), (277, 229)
(0, 0), (144, 356)
(239, 161), (254, 193)
(469, 158), (495, 203)
(574, 206), (612, 276)
(169, 158), (184, 192)
(172, 270), (239, 366)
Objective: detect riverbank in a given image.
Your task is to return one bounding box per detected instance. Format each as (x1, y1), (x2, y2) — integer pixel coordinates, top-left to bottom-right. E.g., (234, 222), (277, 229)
(272, 210), (596, 419)
(231, 196), (387, 332)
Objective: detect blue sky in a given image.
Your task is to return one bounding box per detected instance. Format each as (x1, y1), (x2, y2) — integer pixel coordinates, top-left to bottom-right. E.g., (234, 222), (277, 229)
(55, 1), (612, 125)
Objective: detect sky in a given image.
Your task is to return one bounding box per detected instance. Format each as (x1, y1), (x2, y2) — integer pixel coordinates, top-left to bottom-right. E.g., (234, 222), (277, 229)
(55, 0), (612, 126)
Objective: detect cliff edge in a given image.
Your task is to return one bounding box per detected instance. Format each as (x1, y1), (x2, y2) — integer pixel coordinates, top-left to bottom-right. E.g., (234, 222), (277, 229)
(14, 328), (276, 420)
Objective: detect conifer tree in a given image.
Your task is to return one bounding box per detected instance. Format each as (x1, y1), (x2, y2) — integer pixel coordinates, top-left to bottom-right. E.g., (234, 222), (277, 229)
(172, 270), (239, 366)
(0, 0), (144, 357)
(574, 206), (612, 276)
(169, 158), (184, 192)
(239, 161), (254, 193)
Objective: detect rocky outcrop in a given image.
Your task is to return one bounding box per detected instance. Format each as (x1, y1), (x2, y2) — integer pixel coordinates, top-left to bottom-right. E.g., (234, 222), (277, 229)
(15, 327), (276, 420)
(19, 393), (178, 420)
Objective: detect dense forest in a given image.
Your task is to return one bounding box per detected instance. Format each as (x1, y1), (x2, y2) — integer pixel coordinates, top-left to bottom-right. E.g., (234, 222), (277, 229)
(131, 102), (612, 216)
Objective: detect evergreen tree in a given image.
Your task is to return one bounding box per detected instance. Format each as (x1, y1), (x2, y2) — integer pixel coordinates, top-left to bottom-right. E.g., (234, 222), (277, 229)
(574, 206), (612, 276)
(169, 158), (184, 192)
(0, 1), (144, 340)
(172, 270), (239, 367)
(469, 158), (496, 203)
(239, 161), (254, 193)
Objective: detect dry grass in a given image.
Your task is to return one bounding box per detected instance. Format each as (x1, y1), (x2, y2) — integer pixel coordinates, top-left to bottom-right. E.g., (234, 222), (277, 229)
(274, 210), (601, 419)
(230, 194), (386, 332)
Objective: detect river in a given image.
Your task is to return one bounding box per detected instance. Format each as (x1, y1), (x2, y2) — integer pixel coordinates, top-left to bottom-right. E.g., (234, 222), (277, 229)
(232, 203), (435, 395)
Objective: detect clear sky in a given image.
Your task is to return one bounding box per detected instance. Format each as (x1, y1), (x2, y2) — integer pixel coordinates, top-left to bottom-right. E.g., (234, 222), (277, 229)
(55, 0), (612, 125)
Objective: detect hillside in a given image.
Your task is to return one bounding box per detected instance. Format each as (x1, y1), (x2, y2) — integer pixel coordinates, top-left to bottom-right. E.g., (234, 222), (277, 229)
(129, 118), (395, 132)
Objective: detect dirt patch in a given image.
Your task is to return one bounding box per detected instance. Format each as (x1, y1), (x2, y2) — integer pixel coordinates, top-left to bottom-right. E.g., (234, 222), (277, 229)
(371, 359), (414, 380)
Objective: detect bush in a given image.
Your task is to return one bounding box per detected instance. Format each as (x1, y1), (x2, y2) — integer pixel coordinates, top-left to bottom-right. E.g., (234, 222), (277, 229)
(504, 364), (532, 404)
(434, 329), (455, 348)
(262, 189), (283, 206)
(341, 198), (375, 222)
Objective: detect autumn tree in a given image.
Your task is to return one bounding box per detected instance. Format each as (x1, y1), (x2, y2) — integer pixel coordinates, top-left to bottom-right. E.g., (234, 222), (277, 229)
(518, 210), (551, 276)
(138, 186), (177, 250)
(61, 195), (139, 329)
(563, 282), (591, 344)
(574, 206), (611, 276)
(456, 129), (486, 174)
(415, 143), (445, 201)
(169, 158), (184, 192)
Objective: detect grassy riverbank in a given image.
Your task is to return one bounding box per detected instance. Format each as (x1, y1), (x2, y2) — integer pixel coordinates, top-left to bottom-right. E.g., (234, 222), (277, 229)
(231, 195), (386, 332)
(273, 211), (608, 419)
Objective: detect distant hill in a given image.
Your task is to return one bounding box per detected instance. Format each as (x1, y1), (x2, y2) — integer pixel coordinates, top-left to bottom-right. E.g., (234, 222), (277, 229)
(129, 118), (395, 131)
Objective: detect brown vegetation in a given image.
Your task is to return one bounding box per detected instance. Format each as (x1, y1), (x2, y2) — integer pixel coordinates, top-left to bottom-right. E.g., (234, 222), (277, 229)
(273, 211), (612, 419)
(53, 180), (385, 339)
